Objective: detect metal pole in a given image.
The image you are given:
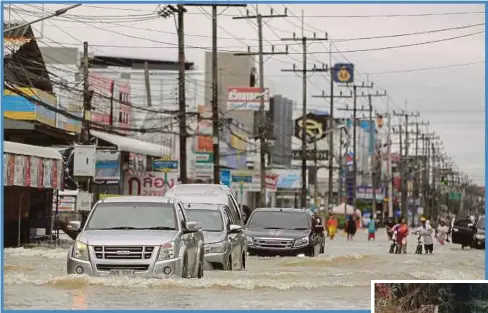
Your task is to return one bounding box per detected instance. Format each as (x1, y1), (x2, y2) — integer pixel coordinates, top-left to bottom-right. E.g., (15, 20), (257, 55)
(301, 35), (308, 209)
(314, 140), (318, 207)
(257, 14), (266, 207)
(80, 41), (90, 144)
(177, 5), (188, 183)
(18, 191), (22, 247)
(4, 4), (82, 33)
(386, 98), (393, 218)
(352, 86), (357, 209)
(211, 5), (221, 184)
(337, 129), (343, 205)
(369, 94), (377, 218)
(404, 114), (410, 223)
(144, 61), (152, 107)
(55, 190), (60, 246)
(328, 49), (334, 208)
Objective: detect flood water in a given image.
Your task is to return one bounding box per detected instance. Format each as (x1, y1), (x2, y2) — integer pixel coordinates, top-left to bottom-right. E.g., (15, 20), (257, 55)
(4, 229), (484, 310)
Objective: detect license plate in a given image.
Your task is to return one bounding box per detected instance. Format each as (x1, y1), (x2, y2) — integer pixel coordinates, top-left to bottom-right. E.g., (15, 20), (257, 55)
(110, 269), (135, 276)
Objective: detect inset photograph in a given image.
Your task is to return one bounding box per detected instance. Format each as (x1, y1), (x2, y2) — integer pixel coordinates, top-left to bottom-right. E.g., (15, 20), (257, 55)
(373, 281), (488, 313)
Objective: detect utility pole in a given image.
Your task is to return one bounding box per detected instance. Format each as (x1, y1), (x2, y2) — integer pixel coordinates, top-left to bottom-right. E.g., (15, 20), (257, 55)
(144, 61), (152, 107)
(335, 82), (374, 210)
(312, 90), (352, 208)
(187, 4), (247, 184)
(177, 5), (188, 183)
(393, 109), (419, 223)
(281, 22), (328, 209)
(234, 7), (288, 207)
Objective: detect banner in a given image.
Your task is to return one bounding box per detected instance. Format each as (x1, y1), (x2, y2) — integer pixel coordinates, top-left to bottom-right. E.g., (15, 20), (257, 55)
(231, 170), (278, 192)
(95, 150), (121, 181)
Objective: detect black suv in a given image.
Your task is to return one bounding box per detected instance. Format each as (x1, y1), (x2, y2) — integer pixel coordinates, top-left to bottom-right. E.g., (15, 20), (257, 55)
(452, 215), (485, 249)
(245, 208), (325, 257)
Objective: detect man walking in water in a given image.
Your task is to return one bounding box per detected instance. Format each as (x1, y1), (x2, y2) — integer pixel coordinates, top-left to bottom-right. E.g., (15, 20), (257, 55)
(345, 215), (357, 241)
(393, 217), (409, 253)
(413, 216), (434, 254)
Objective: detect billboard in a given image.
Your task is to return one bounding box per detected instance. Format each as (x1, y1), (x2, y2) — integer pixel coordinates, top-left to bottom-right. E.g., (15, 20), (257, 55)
(294, 112), (329, 143)
(194, 105), (213, 153)
(227, 87), (270, 111)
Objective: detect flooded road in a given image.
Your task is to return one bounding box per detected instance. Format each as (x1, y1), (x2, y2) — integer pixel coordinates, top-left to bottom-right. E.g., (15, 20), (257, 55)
(4, 229), (484, 310)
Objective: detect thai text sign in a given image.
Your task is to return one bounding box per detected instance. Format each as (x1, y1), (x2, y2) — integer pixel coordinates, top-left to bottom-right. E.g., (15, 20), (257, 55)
(124, 171), (178, 197)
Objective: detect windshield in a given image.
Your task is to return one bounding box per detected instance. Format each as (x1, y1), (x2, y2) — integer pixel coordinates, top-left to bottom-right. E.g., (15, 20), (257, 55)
(247, 211), (310, 230)
(187, 209), (224, 232)
(85, 202), (177, 230)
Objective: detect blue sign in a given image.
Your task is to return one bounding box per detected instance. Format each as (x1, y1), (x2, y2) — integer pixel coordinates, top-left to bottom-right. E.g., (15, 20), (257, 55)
(153, 160), (179, 171)
(220, 169), (231, 187)
(333, 63), (354, 84)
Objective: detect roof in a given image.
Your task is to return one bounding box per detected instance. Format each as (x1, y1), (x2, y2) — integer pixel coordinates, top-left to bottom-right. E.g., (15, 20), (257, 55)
(171, 184), (230, 191)
(100, 196), (176, 204)
(165, 188), (230, 205)
(4, 22), (35, 38)
(91, 130), (171, 157)
(4, 141), (63, 160)
(186, 203), (226, 211)
(90, 55), (195, 71)
(254, 208), (308, 214)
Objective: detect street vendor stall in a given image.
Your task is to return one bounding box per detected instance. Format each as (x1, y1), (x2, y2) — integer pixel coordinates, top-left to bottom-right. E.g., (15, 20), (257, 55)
(4, 141), (64, 246)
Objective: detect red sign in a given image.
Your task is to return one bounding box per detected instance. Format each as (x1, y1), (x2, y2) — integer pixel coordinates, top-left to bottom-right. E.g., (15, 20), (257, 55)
(265, 174), (279, 190)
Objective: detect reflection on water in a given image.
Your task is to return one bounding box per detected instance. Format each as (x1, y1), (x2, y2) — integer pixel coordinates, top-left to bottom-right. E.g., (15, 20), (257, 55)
(4, 231), (484, 310)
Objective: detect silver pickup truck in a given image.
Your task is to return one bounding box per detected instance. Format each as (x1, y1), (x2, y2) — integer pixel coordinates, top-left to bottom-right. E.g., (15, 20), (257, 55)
(66, 196), (205, 278)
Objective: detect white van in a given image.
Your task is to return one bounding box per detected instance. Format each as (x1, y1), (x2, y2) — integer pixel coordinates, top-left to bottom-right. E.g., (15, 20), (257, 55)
(165, 184), (244, 226)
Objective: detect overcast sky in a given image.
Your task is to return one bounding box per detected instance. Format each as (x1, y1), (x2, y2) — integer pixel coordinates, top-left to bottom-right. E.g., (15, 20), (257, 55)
(5, 3), (485, 185)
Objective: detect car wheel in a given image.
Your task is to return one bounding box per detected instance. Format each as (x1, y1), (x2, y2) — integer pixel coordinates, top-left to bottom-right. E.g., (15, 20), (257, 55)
(197, 253), (204, 279)
(225, 256), (233, 271)
(182, 254), (189, 278)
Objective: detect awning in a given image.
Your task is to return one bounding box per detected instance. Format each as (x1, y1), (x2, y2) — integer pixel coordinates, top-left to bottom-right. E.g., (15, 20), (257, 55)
(4, 141), (64, 189)
(91, 130), (171, 157)
(4, 141), (63, 160)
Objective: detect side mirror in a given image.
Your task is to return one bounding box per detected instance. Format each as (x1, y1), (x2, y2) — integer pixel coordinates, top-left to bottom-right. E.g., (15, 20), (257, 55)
(67, 221), (81, 232)
(185, 221), (201, 233)
(229, 224), (243, 234)
(468, 223), (474, 228)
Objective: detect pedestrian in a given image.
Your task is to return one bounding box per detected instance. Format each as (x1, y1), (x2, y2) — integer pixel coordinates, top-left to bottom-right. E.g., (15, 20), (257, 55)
(436, 220), (449, 245)
(367, 215), (376, 241)
(413, 216), (434, 254)
(327, 214), (338, 240)
(346, 215), (357, 241)
(392, 217), (409, 254)
(385, 217), (395, 241)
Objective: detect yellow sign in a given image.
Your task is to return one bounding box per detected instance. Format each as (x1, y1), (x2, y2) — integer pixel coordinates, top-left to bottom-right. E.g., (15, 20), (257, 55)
(230, 133), (247, 151)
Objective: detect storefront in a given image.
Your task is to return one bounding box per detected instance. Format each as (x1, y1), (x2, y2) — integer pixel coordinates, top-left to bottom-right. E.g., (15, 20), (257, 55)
(4, 141), (64, 247)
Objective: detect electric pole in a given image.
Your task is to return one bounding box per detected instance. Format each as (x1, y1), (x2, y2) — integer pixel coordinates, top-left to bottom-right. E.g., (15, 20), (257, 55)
(312, 90), (352, 208)
(187, 4), (247, 184)
(80, 41), (91, 144)
(281, 16), (328, 209)
(335, 82), (374, 210)
(393, 109), (419, 223)
(234, 8), (288, 207)
(177, 5), (188, 183)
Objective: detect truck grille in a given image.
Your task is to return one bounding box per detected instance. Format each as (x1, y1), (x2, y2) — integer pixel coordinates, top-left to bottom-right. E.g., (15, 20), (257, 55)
(96, 264), (150, 272)
(254, 238), (294, 248)
(93, 246), (155, 260)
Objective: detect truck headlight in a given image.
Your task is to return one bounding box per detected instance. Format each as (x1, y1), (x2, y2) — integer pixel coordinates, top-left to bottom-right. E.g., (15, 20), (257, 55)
(475, 234), (485, 240)
(158, 242), (175, 260)
(246, 236), (254, 246)
(293, 236), (309, 248)
(205, 241), (226, 254)
(72, 241), (89, 261)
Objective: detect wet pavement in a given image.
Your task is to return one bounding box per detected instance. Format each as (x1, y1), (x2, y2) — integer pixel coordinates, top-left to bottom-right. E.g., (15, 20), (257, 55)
(4, 229), (484, 310)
